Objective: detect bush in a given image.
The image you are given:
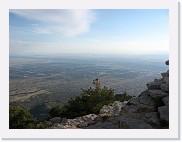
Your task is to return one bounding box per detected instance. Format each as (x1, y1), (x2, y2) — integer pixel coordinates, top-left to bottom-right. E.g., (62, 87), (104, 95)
(9, 106), (35, 129)
(49, 79), (130, 119)
(49, 86), (115, 119)
(114, 92), (132, 102)
(49, 105), (62, 118)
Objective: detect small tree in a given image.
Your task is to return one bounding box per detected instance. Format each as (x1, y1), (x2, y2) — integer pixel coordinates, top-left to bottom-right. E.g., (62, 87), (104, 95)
(49, 78), (115, 119)
(9, 106), (34, 129)
(49, 105), (62, 118)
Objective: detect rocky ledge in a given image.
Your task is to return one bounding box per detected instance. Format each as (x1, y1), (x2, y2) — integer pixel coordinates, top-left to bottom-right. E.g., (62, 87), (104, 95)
(49, 60), (169, 129)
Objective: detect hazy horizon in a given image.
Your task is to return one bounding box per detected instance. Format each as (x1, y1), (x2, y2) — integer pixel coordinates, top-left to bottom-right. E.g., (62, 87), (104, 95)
(10, 9), (169, 56)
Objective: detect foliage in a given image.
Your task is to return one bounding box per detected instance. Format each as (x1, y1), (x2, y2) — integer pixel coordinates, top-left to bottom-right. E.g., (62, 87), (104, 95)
(49, 85), (115, 118)
(49, 105), (62, 118)
(9, 106), (35, 129)
(114, 92), (132, 102)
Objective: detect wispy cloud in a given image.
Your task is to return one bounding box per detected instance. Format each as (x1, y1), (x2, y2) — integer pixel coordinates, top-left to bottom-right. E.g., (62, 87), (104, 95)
(10, 9), (96, 37)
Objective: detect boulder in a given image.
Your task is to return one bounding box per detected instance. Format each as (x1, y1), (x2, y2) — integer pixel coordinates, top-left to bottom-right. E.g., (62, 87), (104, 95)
(99, 101), (126, 117)
(129, 95), (156, 106)
(109, 115), (153, 129)
(50, 123), (78, 129)
(162, 96), (169, 106)
(147, 82), (162, 90)
(67, 114), (99, 127)
(51, 123), (66, 129)
(82, 114), (98, 122)
(164, 77), (169, 85)
(166, 70), (169, 76)
(124, 95), (156, 113)
(154, 78), (164, 84)
(165, 60), (169, 65)
(49, 117), (62, 124)
(61, 118), (68, 123)
(149, 90), (168, 99)
(144, 112), (160, 127)
(161, 72), (168, 78)
(138, 90), (149, 97)
(160, 83), (169, 92)
(77, 122), (90, 128)
(158, 106), (169, 123)
(87, 122), (119, 129)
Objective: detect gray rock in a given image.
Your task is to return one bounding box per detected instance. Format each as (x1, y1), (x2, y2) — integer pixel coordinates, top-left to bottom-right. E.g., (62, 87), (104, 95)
(144, 112), (160, 126)
(62, 114), (99, 128)
(160, 83), (169, 92)
(87, 122), (119, 129)
(167, 70), (169, 75)
(149, 90), (168, 98)
(61, 118), (68, 123)
(50, 122), (79, 129)
(78, 122), (90, 128)
(147, 82), (162, 90)
(51, 123), (65, 129)
(158, 106), (169, 122)
(161, 72), (167, 78)
(82, 114), (98, 121)
(154, 78), (164, 84)
(49, 117), (62, 124)
(100, 101), (125, 116)
(164, 77), (169, 85)
(109, 116), (153, 129)
(125, 95), (156, 113)
(165, 60), (169, 65)
(50, 123), (64, 129)
(130, 95), (156, 106)
(138, 90), (149, 97)
(162, 96), (169, 106)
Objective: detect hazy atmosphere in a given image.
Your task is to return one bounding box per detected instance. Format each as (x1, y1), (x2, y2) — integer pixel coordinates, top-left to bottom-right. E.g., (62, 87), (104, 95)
(10, 9), (168, 55)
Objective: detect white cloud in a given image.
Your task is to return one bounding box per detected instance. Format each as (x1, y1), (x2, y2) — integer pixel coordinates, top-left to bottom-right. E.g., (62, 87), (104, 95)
(10, 9), (96, 37)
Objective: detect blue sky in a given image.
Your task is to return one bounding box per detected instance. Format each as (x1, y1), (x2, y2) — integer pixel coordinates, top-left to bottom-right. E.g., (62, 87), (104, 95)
(9, 9), (169, 55)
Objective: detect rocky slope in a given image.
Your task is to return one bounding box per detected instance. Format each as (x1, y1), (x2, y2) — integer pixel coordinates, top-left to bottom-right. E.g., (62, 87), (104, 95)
(48, 60), (169, 129)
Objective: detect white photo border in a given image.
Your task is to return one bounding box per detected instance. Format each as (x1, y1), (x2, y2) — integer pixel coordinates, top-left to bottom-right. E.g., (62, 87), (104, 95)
(0, 0), (179, 139)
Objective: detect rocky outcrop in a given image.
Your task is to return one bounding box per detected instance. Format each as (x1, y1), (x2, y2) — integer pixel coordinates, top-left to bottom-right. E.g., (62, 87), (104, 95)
(50, 114), (100, 129)
(49, 117), (62, 124)
(49, 60), (169, 129)
(99, 101), (127, 117)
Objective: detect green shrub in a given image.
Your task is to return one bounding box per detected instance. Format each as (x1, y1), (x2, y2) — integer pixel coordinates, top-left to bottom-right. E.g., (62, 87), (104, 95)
(114, 92), (132, 102)
(49, 86), (115, 119)
(49, 79), (130, 119)
(49, 105), (62, 118)
(9, 106), (35, 129)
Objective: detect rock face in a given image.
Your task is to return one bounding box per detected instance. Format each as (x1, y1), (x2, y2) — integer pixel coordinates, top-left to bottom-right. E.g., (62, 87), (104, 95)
(99, 101), (126, 117)
(49, 60), (169, 129)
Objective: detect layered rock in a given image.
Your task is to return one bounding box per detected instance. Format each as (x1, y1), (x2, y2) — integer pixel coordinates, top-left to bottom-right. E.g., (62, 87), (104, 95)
(49, 60), (169, 129)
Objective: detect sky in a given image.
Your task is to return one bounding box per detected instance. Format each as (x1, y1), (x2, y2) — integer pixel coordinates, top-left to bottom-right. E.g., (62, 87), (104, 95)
(9, 9), (169, 56)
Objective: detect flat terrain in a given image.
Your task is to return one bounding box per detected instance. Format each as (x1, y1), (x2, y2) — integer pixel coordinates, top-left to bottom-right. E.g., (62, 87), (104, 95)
(9, 54), (168, 120)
